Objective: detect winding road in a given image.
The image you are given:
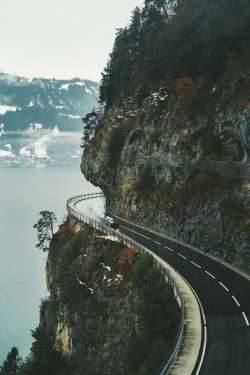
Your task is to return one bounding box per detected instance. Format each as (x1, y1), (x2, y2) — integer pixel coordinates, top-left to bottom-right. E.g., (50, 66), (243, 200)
(72, 195), (250, 375)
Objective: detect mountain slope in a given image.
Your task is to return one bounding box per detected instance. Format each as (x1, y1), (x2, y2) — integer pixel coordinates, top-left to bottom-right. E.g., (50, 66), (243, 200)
(0, 73), (99, 165)
(0, 73), (99, 132)
(81, 0), (250, 272)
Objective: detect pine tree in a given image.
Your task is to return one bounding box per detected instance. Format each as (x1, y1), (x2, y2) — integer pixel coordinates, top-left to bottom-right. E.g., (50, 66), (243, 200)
(33, 211), (57, 252)
(81, 107), (103, 147)
(0, 347), (21, 375)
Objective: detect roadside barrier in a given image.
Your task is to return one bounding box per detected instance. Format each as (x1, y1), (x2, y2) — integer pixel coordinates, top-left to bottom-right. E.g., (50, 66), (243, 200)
(67, 193), (185, 375)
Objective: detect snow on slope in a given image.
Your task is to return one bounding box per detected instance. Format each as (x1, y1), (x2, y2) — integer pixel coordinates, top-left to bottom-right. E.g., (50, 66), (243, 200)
(0, 105), (18, 115)
(19, 126), (60, 160)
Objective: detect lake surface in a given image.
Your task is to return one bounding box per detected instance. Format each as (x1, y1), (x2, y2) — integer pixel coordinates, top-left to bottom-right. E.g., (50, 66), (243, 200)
(0, 164), (99, 364)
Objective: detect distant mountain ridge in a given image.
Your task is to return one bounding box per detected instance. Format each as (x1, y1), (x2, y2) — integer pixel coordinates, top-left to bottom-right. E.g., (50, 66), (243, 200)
(0, 72), (99, 132)
(0, 73), (99, 165)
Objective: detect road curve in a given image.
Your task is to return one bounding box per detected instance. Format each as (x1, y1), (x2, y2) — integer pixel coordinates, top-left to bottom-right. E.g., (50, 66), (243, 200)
(69, 194), (250, 375)
(115, 216), (250, 375)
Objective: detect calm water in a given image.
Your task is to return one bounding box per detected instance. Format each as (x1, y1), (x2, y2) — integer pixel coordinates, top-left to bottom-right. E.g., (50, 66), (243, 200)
(0, 165), (98, 364)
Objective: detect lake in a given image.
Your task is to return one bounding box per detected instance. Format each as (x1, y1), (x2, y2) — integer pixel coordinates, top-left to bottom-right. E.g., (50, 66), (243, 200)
(0, 164), (98, 365)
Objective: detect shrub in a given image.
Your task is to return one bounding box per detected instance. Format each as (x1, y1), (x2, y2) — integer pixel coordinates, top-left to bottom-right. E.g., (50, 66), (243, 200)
(118, 247), (139, 276)
(56, 228), (93, 283)
(132, 253), (180, 340)
(72, 355), (97, 375)
(174, 77), (193, 100)
(57, 224), (74, 244)
(137, 336), (170, 375)
(136, 82), (150, 106)
(19, 325), (69, 375)
(0, 347), (21, 375)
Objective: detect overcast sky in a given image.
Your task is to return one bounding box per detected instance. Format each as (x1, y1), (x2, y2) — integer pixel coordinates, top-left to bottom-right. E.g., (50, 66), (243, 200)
(0, 0), (144, 82)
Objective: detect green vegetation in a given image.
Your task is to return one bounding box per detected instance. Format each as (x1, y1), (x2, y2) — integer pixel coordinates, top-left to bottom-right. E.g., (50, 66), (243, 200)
(137, 336), (170, 375)
(0, 328), (68, 375)
(55, 226), (95, 305)
(0, 347), (21, 375)
(3, 221), (180, 375)
(132, 253), (180, 374)
(19, 325), (69, 375)
(33, 211), (57, 252)
(133, 253), (178, 336)
(99, 0), (250, 109)
(81, 107), (103, 148)
(72, 355), (97, 375)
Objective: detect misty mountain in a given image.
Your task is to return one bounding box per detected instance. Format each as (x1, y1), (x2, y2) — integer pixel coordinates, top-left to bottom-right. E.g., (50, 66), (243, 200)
(0, 73), (99, 165)
(0, 72), (99, 132)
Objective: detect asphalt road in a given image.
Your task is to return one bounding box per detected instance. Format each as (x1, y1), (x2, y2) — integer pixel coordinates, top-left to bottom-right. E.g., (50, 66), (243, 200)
(73, 196), (250, 375)
(116, 217), (250, 375)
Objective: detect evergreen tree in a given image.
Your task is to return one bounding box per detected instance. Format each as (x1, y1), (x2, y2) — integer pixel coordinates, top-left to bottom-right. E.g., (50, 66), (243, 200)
(138, 336), (170, 375)
(0, 347), (21, 375)
(72, 355), (97, 375)
(132, 253), (179, 339)
(98, 0), (250, 108)
(81, 106), (103, 147)
(33, 211), (57, 252)
(20, 325), (69, 375)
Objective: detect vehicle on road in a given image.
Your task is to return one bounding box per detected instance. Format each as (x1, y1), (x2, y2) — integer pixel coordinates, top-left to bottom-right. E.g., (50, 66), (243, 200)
(105, 216), (119, 227)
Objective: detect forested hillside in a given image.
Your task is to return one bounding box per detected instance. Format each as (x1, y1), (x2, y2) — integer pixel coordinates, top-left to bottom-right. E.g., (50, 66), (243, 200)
(82, 0), (250, 272)
(100, 0), (250, 109)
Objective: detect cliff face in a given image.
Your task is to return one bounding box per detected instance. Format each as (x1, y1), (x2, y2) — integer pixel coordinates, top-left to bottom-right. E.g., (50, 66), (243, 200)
(81, 88), (250, 273)
(80, 0), (250, 274)
(43, 218), (140, 374)
(41, 218), (180, 374)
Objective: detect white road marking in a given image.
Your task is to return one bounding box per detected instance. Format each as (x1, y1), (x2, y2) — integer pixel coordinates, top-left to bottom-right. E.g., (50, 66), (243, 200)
(242, 312), (249, 326)
(74, 196), (250, 282)
(164, 246), (174, 252)
(195, 325), (207, 375)
(119, 225), (150, 240)
(154, 240), (161, 245)
(191, 261), (201, 268)
(205, 271), (216, 279)
(232, 295), (240, 307)
(219, 282), (229, 291)
(177, 253), (187, 259)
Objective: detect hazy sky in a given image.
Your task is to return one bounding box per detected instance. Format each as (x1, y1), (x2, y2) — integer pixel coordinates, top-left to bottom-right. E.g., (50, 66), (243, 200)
(0, 0), (144, 82)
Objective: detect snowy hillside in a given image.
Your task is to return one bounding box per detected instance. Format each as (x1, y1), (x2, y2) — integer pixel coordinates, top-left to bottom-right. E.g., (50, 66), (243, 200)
(0, 72), (99, 132)
(0, 73), (99, 165)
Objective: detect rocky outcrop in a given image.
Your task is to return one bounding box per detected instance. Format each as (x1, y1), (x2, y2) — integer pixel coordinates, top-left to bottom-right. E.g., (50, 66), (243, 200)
(41, 218), (180, 374)
(43, 219), (140, 373)
(81, 91), (250, 273)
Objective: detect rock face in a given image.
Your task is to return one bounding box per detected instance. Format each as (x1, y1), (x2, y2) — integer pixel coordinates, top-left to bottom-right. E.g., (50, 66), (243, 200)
(42, 218), (180, 374)
(81, 90), (250, 273)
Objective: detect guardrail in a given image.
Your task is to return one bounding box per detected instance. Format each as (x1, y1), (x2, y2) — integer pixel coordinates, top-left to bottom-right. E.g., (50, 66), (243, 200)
(67, 193), (185, 375)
